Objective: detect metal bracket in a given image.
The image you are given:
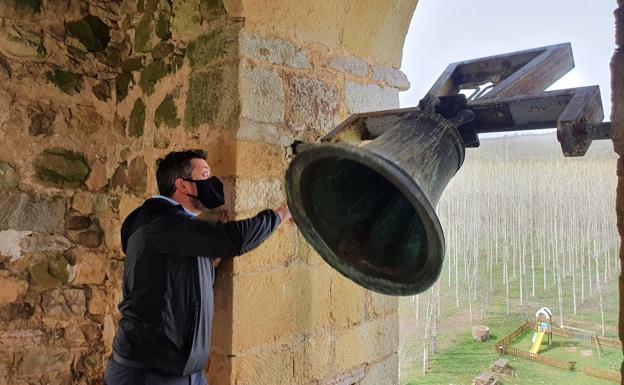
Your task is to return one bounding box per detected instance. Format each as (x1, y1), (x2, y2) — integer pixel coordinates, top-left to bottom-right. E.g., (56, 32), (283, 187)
(321, 43), (611, 157)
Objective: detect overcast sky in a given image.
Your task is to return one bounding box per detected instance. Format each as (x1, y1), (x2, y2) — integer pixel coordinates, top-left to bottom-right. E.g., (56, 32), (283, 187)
(400, 0), (617, 130)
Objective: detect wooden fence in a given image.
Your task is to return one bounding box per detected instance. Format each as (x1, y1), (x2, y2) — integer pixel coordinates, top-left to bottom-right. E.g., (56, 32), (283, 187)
(504, 346), (576, 371)
(495, 322), (532, 352)
(527, 323), (622, 348)
(582, 366), (621, 383)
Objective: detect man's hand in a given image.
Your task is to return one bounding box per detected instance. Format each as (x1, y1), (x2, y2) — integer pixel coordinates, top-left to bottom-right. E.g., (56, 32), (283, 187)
(275, 204), (292, 224)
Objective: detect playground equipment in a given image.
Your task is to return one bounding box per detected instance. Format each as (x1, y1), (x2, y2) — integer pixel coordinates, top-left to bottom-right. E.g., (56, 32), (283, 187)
(562, 324), (603, 357)
(530, 307), (553, 354)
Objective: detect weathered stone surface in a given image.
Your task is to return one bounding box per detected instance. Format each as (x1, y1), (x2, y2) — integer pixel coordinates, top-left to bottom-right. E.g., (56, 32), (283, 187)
(0, 229), (32, 262)
(20, 234), (71, 254)
(103, 314), (115, 353)
(240, 30), (311, 69)
(155, 10), (172, 40)
(0, 272), (28, 304)
(319, 365), (366, 385)
(110, 163), (129, 188)
(151, 41), (174, 59)
(187, 27), (239, 69)
(73, 250), (107, 284)
(29, 255), (71, 289)
(286, 75), (338, 135)
(91, 80), (111, 102)
(328, 56), (369, 77)
(121, 56), (144, 73)
(65, 15), (111, 52)
(227, 178), (282, 212)
(41, 288), (86, 319)
(0, 161), (18, 190)
(28, 104), (56, 136)
(128, 98), (146, 137)
(368, 291), (398, 318)
(116, 72), (133, 102)
(67, 215), (91, 230)
(330, 273), (365, 327)
(128, 156), (147, 194)
(184, 65), (237, 131)
(0, 302), (34, 321)
(95, 45), (122, 67)
(87, 286), (109, 315)
(85, 160), (108, 191)
(0, 24), (44, 59)
(139, 59), (169, 95)
(18, 347), (71, 375)
(372, 66), (410, 91)
(0, 192), (66, 232)
(155, 94), (180, 128)
(232, 346), (294, 385)
(239, 61), (284, 124)
(134, 13), (158, 53)
(293, 334), (333, 383)
(34, 148), (90, 188)
(153, 132), (171, 148)
(0, 0), (42, 18)
(69, 105), (104, 135)
(344, 80), (399, 114)
(200, 0), (225, 20)
(73, 193), (109, 215)
(47, 70), (83, 95)
(78, 229), (102, 248)
(0, 53), (11, 79)
(171, 0), (201, 41)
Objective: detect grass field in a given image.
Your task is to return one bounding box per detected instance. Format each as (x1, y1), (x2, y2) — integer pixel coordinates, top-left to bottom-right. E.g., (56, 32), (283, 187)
(399, 259), (620, 385)
(402, 319), (621, 385)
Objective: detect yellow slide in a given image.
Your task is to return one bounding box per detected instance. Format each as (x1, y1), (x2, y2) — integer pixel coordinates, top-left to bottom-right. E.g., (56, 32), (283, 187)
(529, 330), (545, 354)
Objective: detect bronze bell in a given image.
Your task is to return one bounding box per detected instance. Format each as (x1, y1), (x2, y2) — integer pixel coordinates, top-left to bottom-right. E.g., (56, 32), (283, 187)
(285, 110), (464, 296)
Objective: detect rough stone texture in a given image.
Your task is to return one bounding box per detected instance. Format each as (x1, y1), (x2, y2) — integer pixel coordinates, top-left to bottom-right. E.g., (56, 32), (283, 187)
(0, 24), (44, 60)
(28, 103), (56, 136)
(65, 15), (111, 52)
(0, 272), (28, 304)
(128, 98), (146, 137)
(372, 66), (410, 91)
(226, 177), (282, 213)
(29, 255), (71, 289)
(0, 161), (18, 190)
(34, 148), (90, 188)
(345, 80), (400, 114)
(239, 61), (284, 124)
(0, 0), (42, 19)
(41, 288), (87, 321)
(20, 234), (72, 254)
(0, 192), (66, 232)
(187, 27), (239, 69)
(286, 74), (339, 135)
(46, 70), (83, 95)
(240, 30), (311, 69)
(328, 56), (369, 77)
(139, 59), (169, 95)
(73, 250), (107, 284)
(128, 156), (147, 194)
(0, 229), (32, 262)
(155, 94), (180, 128)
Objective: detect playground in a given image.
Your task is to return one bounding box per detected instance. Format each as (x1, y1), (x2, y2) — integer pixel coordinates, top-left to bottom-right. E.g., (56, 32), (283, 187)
(498, 307), (621, 383)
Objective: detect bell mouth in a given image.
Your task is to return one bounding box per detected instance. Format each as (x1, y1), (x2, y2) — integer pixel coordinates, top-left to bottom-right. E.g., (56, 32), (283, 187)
(286, 143), (445, 296)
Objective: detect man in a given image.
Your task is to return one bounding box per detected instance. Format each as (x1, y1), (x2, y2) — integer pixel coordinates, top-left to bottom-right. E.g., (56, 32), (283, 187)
(104, 149), (291, 385)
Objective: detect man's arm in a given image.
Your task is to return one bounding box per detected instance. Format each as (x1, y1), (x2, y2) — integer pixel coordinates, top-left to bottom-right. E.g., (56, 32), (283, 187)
(148, 208), (282, 258)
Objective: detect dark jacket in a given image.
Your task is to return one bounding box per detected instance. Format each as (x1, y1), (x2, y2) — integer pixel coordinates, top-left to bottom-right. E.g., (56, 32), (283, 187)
(112, 197), (280, 376)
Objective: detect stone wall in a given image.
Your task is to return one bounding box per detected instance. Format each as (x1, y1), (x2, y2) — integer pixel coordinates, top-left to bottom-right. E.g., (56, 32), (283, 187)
(0, 0), (415, 384)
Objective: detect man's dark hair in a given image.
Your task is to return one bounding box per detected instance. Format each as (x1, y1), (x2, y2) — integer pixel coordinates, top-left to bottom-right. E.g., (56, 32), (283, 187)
(156, 149), (207, 197)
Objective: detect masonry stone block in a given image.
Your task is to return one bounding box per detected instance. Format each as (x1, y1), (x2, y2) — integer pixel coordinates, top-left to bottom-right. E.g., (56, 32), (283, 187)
(231, 269), (295, 352)
(231, 141), (288, 178)
(29, 255), (71, 289)
(330, 272), (365, 328)
(65, 15), (111, 53)
(0, 0), (42, 19)
(187, 26), (239, 69)
(139, 60), (170, 95)
(0, 272), (28, 304)
(171, 0), (202, 41)
(293, 333), (333, 383)
(129, 98), (146, 137)
(155, 94), (180, 128)
(359, 353), (399, 385)
(335, 323), (372, 372)
(239, 61), (284, 124)
(17, 347), (71, 375)
(128, 156), (147, 194)
(226, 177), (282, 213)
(344, 80), (399, 114)
(134, 13), (159, 53)
(20, 234), (71, 254)
(35, 148), (90, 188)
(73, 250), (107, 284)
(0, 192), (66, 232)
(286, 75), (339, 135)
(368, 291), (398, 318)
(329, 56), (369, 77)
(233, 222), (297, 274)
(46, 70), (83, 95)
(0, 24), (44, 60)
(0, 161), (18, 190)
(240, 30), (311, 69)
(292, 265), (332, 334)
(372, 66), (410, 91)
(232, 346), (294, 385)
(41, 288), (86, 325)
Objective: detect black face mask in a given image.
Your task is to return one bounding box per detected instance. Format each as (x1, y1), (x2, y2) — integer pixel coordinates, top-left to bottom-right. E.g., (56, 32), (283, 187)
(183, 176), (225, 209)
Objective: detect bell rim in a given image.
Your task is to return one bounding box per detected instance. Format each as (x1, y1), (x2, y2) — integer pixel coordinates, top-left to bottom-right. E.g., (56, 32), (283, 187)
(286, 142), (445, 296)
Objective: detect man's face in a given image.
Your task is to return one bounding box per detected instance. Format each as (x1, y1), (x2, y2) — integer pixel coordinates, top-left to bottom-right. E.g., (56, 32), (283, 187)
(178, 158), (211, 210)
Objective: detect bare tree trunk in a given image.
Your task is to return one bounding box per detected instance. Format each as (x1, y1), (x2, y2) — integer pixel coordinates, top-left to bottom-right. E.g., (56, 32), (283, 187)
(595, 253), (605, 336)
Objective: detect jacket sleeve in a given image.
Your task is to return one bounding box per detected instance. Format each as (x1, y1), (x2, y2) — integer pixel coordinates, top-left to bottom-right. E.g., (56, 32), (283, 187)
(147, 209), (281, 258)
